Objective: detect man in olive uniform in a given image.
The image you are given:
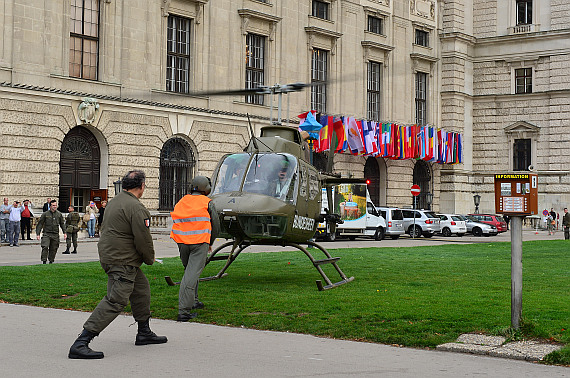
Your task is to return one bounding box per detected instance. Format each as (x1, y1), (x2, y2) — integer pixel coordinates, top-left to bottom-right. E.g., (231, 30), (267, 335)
(63, 205), (81, 254)
(36, 200), (67, 264)
(562, 208), (570, 240)
(68, 170), (167, 360)
(170, 176), (220, 322)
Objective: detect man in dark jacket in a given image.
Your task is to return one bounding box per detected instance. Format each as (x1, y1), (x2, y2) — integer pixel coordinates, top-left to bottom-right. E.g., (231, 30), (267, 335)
(562, 208), (570, 240)
(68, 170), (167, 359)
(63, 205), (81, 254)
(36, 200), (66, 264)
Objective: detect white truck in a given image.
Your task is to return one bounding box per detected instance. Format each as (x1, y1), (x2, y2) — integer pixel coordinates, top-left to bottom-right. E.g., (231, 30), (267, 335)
(317, 183), (386, 241)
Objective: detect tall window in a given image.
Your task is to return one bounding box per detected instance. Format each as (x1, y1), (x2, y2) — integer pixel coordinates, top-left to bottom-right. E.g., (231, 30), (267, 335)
(167, 15), (191, 93)
(367, 16), (383, 35)
(516, 0), (532, 25)
(312, 1), (329, 20)
(311, 49), (328, 113)
(515, 68), (532, 94)
(415, 29), (429, 47)
(70, 0), (99, 80)
(513, 139), (531, 171)
(367, 61), (381, 121)
(159, 138), (195, 210)
(415, 72), (427, 125)
(245, 33), (265, 105)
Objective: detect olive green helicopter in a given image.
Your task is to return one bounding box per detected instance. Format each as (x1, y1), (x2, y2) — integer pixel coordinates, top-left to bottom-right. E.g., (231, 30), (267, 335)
(165, 83), (355, 290)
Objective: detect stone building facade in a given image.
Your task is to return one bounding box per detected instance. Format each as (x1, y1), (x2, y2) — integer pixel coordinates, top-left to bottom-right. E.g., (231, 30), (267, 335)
(0, 0), (568, 216)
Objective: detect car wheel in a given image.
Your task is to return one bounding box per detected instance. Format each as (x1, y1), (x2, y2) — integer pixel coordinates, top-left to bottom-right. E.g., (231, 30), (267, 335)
(472, 227), (482, 237)
(390, 235), (400, 240)
(374, 227), (384, 241)
(423, 233), (433, 238)
(409, 225), (421, 238)
(442, 227), (452, 237)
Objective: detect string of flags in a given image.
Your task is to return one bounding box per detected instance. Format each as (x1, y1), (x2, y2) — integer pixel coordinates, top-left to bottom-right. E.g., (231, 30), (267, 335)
(298, 110), (463, 164)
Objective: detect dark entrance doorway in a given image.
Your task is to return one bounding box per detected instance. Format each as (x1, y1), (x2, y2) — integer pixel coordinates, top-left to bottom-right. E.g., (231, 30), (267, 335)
(59, 126), (101, 212)
(159, 137), (195, 210)
(364, 157), (380, 206)
(413, 160), (431, 210)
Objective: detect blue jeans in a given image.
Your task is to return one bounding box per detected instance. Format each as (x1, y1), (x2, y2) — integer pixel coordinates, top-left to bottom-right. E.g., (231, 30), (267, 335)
(0, 218), (8, 242)
(8, 221), (20, 245)
(87, 218), (96, 237)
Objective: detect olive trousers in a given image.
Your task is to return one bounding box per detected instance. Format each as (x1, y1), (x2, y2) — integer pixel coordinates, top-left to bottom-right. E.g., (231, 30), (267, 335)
(40, 234), (60, 263)
(178, 242), (209, 316)
(83, 264), (151, 334)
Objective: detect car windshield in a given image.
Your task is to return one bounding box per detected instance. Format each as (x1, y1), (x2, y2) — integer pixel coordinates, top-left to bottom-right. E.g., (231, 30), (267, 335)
(424, 211), (438, 218)
(465, 215), (478, 222)
(392, 209), (404, 220)
(451, 216), (462, 221)
(496, 215), (505, 222)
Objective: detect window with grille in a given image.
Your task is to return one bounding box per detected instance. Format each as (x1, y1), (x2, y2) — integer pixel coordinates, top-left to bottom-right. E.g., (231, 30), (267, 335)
(516, 0), (532, 25)
(159, 138), (195, 210)
(415, 29), (429, 47)
(415, 72), (427, 125)
(70, 0), (99, 80)
(167, 15), (191, 93)
(311, 49), (328, 113)
(513, 139), (531, 171)
(515, 68), (532, 94)
(367, 16), (383, 35)
(312, 1), (329, 20)
(367, 61), (381, 121)
(245, 33), (265, 105)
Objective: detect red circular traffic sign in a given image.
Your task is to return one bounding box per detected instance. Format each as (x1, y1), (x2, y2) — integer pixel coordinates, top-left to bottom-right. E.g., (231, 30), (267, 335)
(542, 210), (549, 216)
(411, 184), (421, 196)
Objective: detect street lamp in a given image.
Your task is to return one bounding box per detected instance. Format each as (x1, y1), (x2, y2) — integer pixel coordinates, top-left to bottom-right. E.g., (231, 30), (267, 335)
(473, 194), (481, 214)
(113, 178), (122, 196)
(426, 192), (433, 210)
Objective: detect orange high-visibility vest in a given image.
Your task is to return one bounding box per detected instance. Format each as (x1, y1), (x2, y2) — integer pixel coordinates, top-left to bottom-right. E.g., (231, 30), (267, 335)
(170, 195), (212, 244)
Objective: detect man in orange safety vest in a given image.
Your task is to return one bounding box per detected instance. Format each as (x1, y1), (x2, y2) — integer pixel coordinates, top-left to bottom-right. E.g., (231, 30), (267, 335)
(170, 176), (220, 322)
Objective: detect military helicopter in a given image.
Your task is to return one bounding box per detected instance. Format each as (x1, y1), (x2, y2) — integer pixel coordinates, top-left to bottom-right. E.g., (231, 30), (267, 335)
(165, 83), (354, 290)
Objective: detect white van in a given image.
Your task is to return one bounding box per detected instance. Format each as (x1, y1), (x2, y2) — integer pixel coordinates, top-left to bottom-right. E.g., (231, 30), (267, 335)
(376, 207), (405, 239)
(318, 184), (386, 241)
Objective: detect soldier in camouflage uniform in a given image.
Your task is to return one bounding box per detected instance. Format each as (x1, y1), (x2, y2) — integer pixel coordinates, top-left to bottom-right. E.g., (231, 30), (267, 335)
(36, 200), (66, 264)
(63, 205), (81, 254)
(68, 170), (167, 360)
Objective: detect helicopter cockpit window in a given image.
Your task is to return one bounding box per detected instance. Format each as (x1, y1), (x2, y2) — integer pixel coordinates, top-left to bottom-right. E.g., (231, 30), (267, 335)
(211, 153), (251, 195)
(242, 153), (298, 200)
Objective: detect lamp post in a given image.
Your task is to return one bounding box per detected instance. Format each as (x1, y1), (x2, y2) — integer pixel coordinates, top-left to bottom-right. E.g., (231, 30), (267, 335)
(113, 178), (122, 196)
(473, 194), (481, 214)
(426, 192), (433, 210)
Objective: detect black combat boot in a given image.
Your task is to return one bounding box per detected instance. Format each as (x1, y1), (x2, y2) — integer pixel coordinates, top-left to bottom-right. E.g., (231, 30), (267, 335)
(135, 318), (168, 345)
(71, 248), (77, 254)
(62, 247), (70, 254)
(68, 329), (104, 359)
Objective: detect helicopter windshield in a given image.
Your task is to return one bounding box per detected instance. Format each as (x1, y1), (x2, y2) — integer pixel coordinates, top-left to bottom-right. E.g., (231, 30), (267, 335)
(243, 153), (298, 201)
(211, 153), (251, 195)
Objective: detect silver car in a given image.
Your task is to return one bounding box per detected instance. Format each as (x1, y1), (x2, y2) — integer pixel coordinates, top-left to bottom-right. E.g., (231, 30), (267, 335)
(401, 209), (441, 238)
(376, 207), (405, 239)
(458, 215), (498, 237)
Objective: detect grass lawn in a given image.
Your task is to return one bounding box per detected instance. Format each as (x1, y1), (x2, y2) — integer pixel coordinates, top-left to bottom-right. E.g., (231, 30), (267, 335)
(1, 240), (568, 364)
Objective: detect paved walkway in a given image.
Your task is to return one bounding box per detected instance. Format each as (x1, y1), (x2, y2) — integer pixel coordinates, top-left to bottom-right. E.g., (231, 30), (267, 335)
(1, 229), (567, 376)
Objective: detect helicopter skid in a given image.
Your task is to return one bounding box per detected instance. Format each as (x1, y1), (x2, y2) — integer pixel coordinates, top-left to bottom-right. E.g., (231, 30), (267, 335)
(197, 239), (353, 291)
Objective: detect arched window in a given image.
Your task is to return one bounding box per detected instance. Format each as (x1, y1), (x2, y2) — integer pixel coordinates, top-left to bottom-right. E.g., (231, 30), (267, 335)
(413, 160), (432, 210)
(159, 137), (195, 210)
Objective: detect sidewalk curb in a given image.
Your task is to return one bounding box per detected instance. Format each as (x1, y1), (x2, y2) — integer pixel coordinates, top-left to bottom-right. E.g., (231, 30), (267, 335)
(436, 334), (562, 362)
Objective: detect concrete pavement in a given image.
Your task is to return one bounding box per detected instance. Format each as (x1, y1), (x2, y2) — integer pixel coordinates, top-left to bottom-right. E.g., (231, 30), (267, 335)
(1, 303), (567, 378)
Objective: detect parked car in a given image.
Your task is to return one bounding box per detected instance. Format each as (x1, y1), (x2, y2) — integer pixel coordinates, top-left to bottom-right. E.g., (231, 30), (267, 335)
(458, 215), (498, 237)
(376, 207), (406, 239)
(437, 214), (467, 237)
(401, 209), (441, 238)
(468, 213), (507, 233)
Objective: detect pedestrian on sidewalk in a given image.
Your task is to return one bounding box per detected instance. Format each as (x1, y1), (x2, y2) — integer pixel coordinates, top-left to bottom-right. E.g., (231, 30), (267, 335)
(170, 176), (220, 322)
(563, 208), (570, 240)
(8, 201), (23, 247)
(86, 201), (98, 238)
(36, 200), (66, 264)
(96, 200), (107, 236)
(68, 170), (167, 360)
(42, 198), (51, 212)
(63, 205), (81, 254)
(0, 197), (10, 243)
(20, 200), (34, 240)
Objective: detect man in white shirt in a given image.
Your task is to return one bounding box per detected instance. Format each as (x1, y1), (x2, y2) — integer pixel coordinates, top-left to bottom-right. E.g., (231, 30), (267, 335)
(0, 197), (11, 243)
(8, 201), (23, 247)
